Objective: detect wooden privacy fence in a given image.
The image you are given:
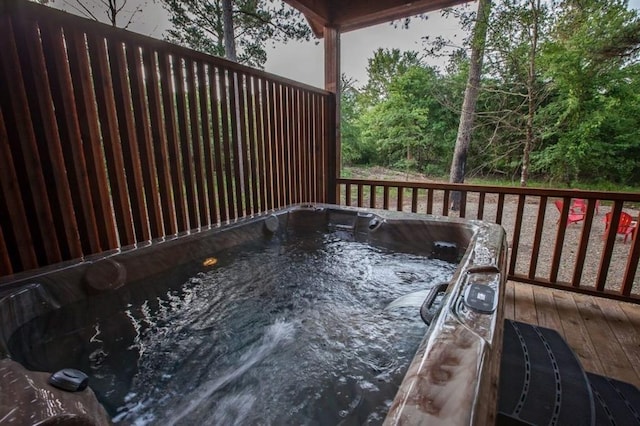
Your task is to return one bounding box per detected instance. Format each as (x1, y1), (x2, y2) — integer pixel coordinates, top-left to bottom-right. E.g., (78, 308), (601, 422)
(338, 179), (640, 303)
(0, 0), (334, 276)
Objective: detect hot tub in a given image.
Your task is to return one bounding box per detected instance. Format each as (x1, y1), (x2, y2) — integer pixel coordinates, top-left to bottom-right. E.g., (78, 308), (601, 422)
(0, 205), (507, 425)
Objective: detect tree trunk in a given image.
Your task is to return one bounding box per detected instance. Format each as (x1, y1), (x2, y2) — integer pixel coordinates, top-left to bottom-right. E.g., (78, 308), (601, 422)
(521, 0), (540, 187)
(449, 0), (492, 210)
(222, 0), (237, 62)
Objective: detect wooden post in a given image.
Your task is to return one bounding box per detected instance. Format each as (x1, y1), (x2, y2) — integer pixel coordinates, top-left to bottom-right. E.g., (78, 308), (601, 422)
(324, 26), (340, 204)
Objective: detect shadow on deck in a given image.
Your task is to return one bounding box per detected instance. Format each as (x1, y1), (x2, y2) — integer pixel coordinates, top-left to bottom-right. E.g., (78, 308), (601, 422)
(505, 281), (640, 388)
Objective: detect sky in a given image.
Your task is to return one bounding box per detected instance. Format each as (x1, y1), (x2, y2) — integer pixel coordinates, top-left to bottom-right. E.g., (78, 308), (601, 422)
(51, 0), (640, 89)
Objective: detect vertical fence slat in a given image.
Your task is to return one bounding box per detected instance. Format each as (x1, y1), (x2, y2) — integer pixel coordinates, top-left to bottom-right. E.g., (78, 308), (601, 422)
(459, 191), (467, 218)
(345, 184), (351, 206)
(369, 185), (376, 208)
(186, 59), (207, 227)
(383, 186), (390, 210)
(160, 53), (189, 232)
(411, 188), (418, 213)
(477, 192), (486, 220)
(508, 195), (526, 276)
(426, 189), (434, 215)
(175, 57), (198, 229)
(571, 201), (596, 287)
(397, 186), (404, 212)
(209, 66), (229, 222)
(27, 20), (83, 257)
(237, 74), (253, 216)
(442, 190), (450, 216)
(144, 48), (177, 236)
(228, 72), (244, 217)
(358, 184), (364, 207)
(198, 62), (218, 225)
(246, 76), (260, 214)
(264, 80), (277, 209)
(3, 19), (63, 262)
(257, 78), (270, 211)
(495, 194), (505, 225)
(0, 225), (12, 276)
(550, 197), (571, 283)
(88, 33), (135, 246)
(621, 216), (640, 296)
(596, 201), (624, 291)
(128, 43), (164, 238)
(67, 28), (118, 249)
(219, 68), (237, 218)
(0, 109), (38, 270)
(108, 38), (150, 242)
(528, 196), (547, 279)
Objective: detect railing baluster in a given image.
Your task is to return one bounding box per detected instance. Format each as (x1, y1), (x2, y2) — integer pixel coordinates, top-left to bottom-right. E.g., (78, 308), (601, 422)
(477, 192), (486, 220)
(572, 200), (596, 287)
(383, 186), (390, 210)
(528, 196), (547, 279)
(442, 190), (450, 216)
(357, 184), (364, 207)
(597, 201), (624, 291)
(621, 213), (640, 296)
(370, 185), (377, 209)
(397, 186), (404, 212)
(411, 188), (418, 213)
(509, 195), (526, 276)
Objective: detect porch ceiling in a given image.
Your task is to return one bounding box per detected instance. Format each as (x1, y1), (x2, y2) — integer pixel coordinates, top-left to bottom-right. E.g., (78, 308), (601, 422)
(283, 0), (471, 37)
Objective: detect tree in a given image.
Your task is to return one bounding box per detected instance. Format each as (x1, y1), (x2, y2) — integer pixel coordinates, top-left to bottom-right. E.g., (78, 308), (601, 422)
(449, 0), (492, 209)
(161, 0), (311, 67)
(534, 0), (640, 184)
(359, 48), (423, 107)
(47, 0), (147, 28)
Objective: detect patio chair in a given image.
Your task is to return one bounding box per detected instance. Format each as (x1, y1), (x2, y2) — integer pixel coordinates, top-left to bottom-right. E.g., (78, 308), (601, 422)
(554, 200), (585, 227)
(571, 198), (600, 215)
(603, 211), (637, 243)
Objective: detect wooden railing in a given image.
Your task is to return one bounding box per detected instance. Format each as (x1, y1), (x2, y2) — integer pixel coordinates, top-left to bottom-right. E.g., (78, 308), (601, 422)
(0, 0), (334, 276)
(338, 178), (640, 303)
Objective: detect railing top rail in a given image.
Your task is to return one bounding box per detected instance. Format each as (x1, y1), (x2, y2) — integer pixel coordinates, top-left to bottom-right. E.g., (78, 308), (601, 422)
(337, 178), (640, 202)
(1, 0), (330, 96)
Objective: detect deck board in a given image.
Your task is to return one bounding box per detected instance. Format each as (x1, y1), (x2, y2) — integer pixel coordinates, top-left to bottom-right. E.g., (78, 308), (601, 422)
(505, 281), (640, 388)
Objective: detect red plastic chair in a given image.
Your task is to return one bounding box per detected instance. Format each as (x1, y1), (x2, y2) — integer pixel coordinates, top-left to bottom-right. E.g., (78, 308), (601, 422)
(571, 198), (600, 215)
(604, 212), (637, 243)
(554, 200), (585, 227)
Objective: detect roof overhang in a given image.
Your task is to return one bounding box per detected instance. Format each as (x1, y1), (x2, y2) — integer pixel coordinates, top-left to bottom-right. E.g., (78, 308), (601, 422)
(283, 0), (472, 38)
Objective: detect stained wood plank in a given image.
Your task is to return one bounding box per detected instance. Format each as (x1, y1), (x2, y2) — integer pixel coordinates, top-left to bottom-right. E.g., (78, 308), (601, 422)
(209, 65), (229, 222)
(127, 44), (164, 238)
(175, 57), (199, 229)
(573, 294), (637, 381)
(228, 71), (244, 217)
(552, 290), (604, 374)
(513, 283), (537, 324)
(88, 33), (136, 246)
(144, 48), (177, 236)
(66, 27), (118, 249)
(2, 18), (62, 262)
(531, 286), (562, 331)
(0, 110), (38, 270)
(185, 59), (207, 227)
(595, 298), (640, 386)
(107, 38), (150, 242)
(24, 20), (83, 258)
(198, 62), (218, 225)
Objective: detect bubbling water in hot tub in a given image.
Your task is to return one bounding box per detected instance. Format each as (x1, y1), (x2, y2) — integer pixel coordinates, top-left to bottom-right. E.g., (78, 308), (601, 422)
(8, 229), (457, 425)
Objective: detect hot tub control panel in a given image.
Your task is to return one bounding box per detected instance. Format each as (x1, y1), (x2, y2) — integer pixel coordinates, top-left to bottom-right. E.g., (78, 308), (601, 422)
(463, 283), (497, 314)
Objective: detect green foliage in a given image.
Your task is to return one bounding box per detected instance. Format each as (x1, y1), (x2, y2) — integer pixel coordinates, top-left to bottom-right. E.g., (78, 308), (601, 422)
(340, 1), (640, 186)
(161, 0), (311, 68)
(341, 49), (460, 176)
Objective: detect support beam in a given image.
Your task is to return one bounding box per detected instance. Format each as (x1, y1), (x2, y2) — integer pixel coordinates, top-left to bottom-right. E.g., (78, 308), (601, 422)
(324, 26), (340, 204)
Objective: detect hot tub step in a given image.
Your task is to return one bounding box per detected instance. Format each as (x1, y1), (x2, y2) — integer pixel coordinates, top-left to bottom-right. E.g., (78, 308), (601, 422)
(588, 372), (640, 425)
(497, 319), (594, 426)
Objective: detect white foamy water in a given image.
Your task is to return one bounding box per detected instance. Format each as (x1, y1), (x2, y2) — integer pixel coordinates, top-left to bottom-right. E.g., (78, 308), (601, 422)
(165, 320), (296, 425)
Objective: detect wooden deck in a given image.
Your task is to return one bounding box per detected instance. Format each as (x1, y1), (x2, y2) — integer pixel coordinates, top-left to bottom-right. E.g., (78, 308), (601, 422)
(505, 281), (640, 388)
